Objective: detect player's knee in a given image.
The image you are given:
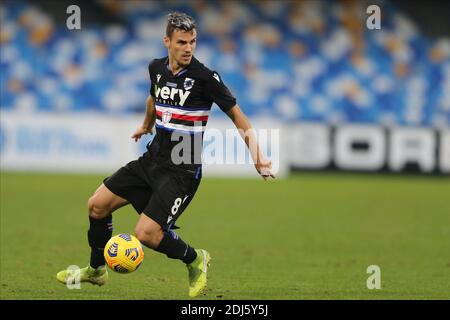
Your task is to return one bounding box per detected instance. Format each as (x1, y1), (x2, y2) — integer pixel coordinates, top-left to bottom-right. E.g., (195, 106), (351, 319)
(135, 226), (163, 249)
(88, 196), (110, 219)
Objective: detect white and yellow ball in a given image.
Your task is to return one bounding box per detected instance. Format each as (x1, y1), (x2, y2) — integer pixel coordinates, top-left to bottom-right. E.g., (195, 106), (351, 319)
(104, 234), (144, 273)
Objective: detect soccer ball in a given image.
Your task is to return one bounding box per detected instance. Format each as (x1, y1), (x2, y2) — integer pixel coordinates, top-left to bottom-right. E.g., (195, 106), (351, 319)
(104, 234), (144, 273)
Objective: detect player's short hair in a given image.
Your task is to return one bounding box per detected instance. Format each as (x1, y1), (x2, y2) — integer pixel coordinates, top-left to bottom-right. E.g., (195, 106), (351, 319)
(166, 12), (196, 38)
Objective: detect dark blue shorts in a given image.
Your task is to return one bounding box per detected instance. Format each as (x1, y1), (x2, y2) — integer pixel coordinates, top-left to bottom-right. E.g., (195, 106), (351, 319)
(104, 151), (201, 231)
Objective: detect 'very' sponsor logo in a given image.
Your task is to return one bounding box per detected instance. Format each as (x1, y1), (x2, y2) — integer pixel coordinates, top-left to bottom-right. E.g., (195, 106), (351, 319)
(155, 85), (190, 106)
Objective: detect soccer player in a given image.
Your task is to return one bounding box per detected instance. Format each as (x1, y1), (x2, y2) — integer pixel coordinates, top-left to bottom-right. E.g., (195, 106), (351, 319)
(56, 12), (275, 297)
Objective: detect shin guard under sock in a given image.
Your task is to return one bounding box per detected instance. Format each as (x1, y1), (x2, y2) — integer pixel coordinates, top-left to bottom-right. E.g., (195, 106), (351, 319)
(88, 216), (113, 268)
(155, 230), (197, 264)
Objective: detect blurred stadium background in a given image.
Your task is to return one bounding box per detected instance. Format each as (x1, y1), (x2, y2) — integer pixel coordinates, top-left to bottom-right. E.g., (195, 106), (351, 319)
(1, 0), (449, 300)
(1, 0), (449, 174)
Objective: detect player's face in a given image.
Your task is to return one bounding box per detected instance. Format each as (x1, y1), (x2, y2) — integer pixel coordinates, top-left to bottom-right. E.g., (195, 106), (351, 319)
(165, 29), (197, 67)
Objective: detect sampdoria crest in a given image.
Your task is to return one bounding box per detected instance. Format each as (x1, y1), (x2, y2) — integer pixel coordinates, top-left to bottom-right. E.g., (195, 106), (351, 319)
(183, 77), (195, 90)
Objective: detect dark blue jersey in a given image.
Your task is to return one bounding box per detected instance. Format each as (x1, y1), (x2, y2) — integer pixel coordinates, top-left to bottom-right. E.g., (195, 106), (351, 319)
(147, 56), (236, 169)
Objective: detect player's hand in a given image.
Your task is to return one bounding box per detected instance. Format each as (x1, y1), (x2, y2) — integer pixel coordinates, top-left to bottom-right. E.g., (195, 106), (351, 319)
(255, 158), (276, 181)
(131, 126), (153, 142)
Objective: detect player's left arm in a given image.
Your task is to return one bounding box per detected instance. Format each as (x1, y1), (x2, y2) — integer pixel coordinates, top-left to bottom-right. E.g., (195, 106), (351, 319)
(226, 104), (276, 180)
(207, 70), (275, 180)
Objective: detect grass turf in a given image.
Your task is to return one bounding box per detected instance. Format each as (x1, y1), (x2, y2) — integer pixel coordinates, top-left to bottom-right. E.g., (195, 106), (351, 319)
(1, 171), (449, 299)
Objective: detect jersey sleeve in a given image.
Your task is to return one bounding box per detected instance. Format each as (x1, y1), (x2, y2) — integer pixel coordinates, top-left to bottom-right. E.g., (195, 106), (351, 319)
(148, 59), (157, 98)
(205, 71), (236, 113)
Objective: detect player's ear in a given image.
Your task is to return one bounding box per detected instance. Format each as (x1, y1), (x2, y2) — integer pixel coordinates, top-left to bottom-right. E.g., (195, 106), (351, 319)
(163, 36), (170, 49)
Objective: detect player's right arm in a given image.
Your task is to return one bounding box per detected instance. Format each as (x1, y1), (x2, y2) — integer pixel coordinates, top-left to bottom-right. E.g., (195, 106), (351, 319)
(132, 95), (156, 142)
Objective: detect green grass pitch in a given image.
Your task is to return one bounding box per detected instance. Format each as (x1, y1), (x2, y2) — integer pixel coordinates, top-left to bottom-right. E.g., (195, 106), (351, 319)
(1, 171), (449, 299)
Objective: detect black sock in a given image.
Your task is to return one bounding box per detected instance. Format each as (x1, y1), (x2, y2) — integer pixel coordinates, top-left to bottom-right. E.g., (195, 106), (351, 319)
(155, 230), (197, 264)
(88, 216), (113, 269)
